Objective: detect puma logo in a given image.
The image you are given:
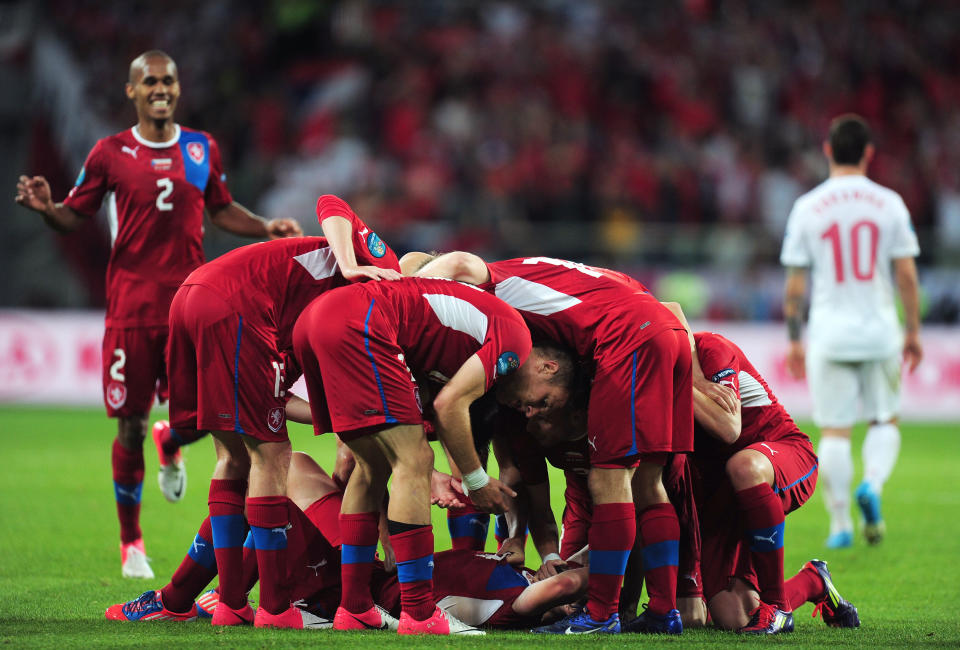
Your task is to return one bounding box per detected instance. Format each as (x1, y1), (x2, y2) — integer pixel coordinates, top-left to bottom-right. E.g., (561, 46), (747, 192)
(760, 443), (779, 456)
(121, 145), (140, 159)
(753, 531), (778, 546)
(306, 559), (328, 575)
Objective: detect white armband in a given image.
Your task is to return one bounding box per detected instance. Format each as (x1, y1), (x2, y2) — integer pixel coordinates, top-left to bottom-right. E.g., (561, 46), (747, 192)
(542, 553), (562, 564)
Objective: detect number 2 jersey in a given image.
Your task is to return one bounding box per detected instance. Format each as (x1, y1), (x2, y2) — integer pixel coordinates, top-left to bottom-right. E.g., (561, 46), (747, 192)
(63, 125), (233, 328)
(780, 175), (920, 360)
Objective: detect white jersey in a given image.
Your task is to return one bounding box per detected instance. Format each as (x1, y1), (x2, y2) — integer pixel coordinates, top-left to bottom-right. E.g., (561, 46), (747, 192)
(780, 174), (919, 360)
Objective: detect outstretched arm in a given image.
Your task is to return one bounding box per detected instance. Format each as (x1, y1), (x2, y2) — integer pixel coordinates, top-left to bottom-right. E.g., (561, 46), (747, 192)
(209, 201), (302, 239)
(15, 175), (87, 232)
(512, 567), (589, 617)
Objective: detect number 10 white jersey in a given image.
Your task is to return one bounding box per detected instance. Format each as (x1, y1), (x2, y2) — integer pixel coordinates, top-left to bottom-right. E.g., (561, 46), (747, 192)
(780, 174), (920, 360)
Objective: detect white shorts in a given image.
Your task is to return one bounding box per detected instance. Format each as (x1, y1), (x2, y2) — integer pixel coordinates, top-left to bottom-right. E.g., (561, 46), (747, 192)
(806, 352), (901, 428)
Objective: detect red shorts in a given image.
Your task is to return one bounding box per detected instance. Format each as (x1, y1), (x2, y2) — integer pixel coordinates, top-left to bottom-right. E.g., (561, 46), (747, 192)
(293, 288), (424, 437)
(101, 326), (168, 418)
(587, 328), (694, 468)
(697, 436), (818, 601)
(167, 284), (288, 442)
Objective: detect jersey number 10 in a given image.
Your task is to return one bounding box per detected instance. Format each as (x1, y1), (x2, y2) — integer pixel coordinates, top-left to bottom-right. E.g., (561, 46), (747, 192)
(821, 220), (879, 283)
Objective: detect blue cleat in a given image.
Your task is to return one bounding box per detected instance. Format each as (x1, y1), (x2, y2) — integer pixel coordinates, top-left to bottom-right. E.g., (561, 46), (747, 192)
(194, 589), (219, 619)
(623, 605), (683, 634)
(806, 559), (860, 628)
(532, 607), (620, 634)
(825, 530), (853, 548)
(738, 601), (794, 634)
(855, 482), (885, 544)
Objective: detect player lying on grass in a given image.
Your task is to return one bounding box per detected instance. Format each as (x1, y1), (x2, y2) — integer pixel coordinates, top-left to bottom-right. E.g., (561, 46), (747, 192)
(105, 452), (591, 631)
(156, 195), (401, 629)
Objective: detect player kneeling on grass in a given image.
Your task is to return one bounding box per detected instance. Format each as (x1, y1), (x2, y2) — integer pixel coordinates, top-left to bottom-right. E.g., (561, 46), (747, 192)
(106, 451), (593, 630)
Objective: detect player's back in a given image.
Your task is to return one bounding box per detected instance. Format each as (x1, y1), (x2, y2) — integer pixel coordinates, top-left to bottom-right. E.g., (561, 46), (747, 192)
(484, 257), (681, 360)
(361, 277), (531, 387)
(781, 175), (920, 359)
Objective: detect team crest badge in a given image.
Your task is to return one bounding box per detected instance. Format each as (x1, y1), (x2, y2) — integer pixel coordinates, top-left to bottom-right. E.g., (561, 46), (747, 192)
(267, 407), (285, 433)
(496, 351), (520, 376)
(366, 232), (386, 258)
(187, 142), (205, 165)
(106, 381), (127, 409)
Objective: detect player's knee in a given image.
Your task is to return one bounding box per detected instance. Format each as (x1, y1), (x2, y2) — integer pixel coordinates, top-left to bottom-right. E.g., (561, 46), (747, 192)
(117, 416), (148, 447)
(725, 452), (766, 490)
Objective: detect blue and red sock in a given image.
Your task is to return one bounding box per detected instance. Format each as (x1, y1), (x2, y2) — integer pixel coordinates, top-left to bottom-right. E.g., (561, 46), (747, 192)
(208, 479), (248, 610)
(247, 495), (292, 615)
(586, 502), (635, 621)
(112, 438), (144, 545)
(339, 512), (379, 614)
(638, 502), (680, 616)
(737, 483), (787, 610)
(160, 516), (216, 613)
(447, 501), (489, 550)
(391, 523), (435, 621)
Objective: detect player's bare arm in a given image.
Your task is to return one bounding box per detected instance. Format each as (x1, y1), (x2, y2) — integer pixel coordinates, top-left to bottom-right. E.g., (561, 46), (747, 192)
(524, 480), (565, 580)
(432, 354), (516, 513)
(320, 214), (401, 281)
(693, 383), (742, 444)
(662, 301), (738, 413)
(893, 256), (923, 372)
(208, 201), (302, 240)
(783, 266), (808, 379)
(413, 250), (491, 285)
(512, 565), (590, 618)
(14, 175), (87, 232)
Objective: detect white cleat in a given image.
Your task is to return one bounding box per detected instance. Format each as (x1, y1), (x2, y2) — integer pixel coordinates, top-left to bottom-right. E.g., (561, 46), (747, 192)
(121, 540), (155, 579)
(152, 420), (186, 503)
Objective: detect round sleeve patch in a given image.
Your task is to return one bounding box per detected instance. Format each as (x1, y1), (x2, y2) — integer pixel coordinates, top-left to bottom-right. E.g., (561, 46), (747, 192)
(367, 232), (387, 258)
(496, 351), (520, 376)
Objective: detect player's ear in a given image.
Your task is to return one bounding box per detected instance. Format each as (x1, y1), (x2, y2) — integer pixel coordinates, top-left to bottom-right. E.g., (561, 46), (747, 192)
(862, 143), (876, 166)
(125, 83), (135, 100)
(822, 141), (832, 161)
(541, 359), (560, 377)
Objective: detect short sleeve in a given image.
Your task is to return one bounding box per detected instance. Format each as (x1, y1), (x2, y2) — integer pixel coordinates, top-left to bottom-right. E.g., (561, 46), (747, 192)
(889, 194), (920, 259)
(63, 140), (109, 217)
(695, 333), (742, 399)
(779, 201), (810, 267)
(477, 304), (532, 391)
(203, 135), (233, 211)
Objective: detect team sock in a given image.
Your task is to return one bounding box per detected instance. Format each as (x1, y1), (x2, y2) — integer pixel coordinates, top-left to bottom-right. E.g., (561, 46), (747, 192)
(339, 512), (379, 614)
(304, 491), (344, 548)
(241, 530), (259, 594)
(248, 495), (292, 615)
(208, 479), (248, 610)
(736, 483), (787, 610)
(447, 500), (489, 550)
(637, 502), (680, 617)
(112, 438), (144, 545)
(586, 502), (635, 621)
(818, 437), (854, 535)
(862, 422), (900, 494)
(160, 427), (208, 458)
(785, 563), (825, 610)
(160, 516), (217, 613)
(390, 523), (435, 621)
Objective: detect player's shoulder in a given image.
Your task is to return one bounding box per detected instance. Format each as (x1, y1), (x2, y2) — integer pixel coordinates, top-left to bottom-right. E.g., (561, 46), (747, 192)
(791, 177), (832, 212)
(178, 125), (215, 141)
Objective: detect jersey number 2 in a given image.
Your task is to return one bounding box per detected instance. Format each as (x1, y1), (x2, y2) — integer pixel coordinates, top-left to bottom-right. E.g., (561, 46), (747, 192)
(821, 220), (879, 282)
(156, 178), (173, 211)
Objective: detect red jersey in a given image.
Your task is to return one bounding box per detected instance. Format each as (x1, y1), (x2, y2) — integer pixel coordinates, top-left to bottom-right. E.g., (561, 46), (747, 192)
(182, 195), (399, 352)
(63, 125), (233, 327)
(433, 550), (539, 629)
(693, 331), (808, 460)
(483, 257), (682, 361)
(350, 277), (532, 390)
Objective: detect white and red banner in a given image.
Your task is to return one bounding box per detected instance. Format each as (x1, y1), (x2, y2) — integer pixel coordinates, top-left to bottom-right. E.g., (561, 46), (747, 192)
(1, 310), (958, 419)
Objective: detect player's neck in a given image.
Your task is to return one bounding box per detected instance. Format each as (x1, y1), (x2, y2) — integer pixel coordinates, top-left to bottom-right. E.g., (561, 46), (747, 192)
(829, 163), (867, 178)
(135, 118), (177, 144)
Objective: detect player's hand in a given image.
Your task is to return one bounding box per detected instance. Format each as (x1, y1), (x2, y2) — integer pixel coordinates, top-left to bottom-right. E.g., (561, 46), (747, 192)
(535, 558), (569, 581)
(265, 218), (303, 239)
(341, 265), (403, 282)
(465, 476), (516, 514)
(15, 175), (54, 213)
(693, 375), (738, 413)
(431, 470), (467, 509)
(786, 341), (806, 380)
(903, 332), (923, 373)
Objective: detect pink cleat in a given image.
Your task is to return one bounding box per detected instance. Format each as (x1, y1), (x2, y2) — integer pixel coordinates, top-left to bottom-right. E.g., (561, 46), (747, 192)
(398, 606), (484, 635)
(333, 605), (399, 631)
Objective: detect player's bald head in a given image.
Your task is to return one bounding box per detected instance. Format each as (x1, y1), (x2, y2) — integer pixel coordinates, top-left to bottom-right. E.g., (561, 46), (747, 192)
(129, 50), (177, 84)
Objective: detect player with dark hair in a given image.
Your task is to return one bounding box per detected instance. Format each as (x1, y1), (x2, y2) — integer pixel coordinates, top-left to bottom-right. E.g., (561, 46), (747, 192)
(163, 195), (401, 629)
(292, 276), (531, 635)
(14, 49), (301, 579)
(782, 113), (922, 548)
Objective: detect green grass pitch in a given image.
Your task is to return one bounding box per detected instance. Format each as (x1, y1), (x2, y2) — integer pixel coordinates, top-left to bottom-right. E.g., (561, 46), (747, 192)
(1, 406), (958, 647)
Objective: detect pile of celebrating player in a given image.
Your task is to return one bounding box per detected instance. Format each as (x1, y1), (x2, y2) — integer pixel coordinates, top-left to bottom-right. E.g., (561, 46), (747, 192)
(16, 51), (923, 637)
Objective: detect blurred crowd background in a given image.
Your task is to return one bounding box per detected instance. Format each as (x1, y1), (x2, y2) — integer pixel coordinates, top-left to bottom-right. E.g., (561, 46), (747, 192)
(2, 0), (959, 322)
